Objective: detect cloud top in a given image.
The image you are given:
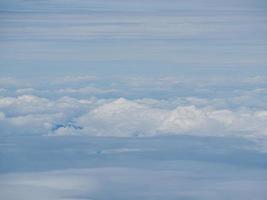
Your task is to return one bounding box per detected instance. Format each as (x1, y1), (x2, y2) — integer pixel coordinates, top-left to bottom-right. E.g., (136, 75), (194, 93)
(76, 98), (267, 138)
(1, 94), (267, 139)
(0, 75), (267, 139)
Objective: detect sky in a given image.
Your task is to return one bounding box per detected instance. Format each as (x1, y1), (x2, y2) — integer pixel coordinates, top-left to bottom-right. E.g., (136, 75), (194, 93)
(1, 0), (267, 199)
(0, 0), (267, 77)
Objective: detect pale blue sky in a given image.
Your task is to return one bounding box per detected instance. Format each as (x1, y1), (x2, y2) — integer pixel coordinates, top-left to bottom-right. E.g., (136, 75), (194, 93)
(0, 0), (267, 77)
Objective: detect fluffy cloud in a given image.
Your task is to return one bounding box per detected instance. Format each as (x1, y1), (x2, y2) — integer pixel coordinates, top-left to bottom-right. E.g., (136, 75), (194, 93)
(77, 98), (267, 138)
(0, 95), (93, 135)
(0, 75), (267, 138)
(1, 94), (266, 138)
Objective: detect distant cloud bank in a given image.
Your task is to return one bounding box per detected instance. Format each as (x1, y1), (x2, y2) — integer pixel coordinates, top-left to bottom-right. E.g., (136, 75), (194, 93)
(0, 75), (267, 139)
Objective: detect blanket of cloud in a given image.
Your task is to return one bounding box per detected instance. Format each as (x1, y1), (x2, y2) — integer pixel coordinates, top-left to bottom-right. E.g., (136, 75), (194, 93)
(0, 75), (267, 140)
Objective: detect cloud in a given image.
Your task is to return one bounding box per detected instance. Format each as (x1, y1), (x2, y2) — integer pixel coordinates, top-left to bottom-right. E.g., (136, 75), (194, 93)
(0, 95), (93, 135)
(0, 169), (98, 200)
(57, 86), (116, 95)
(1, 166), (267, 200)
(52, 75), (97, 84)
(0, 75), (267, 139)
(0, 112), (5, 120)
(16, 88), (36, 95)
(1, 94), (267, 138)
(0, 77), (19, 88)
(76, 98), (267, 138)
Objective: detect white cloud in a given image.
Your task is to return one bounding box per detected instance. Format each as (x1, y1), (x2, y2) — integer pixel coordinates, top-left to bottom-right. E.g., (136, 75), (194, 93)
(0, 75), (267, 138)
(0, 95), (52, 115)
(1, 95), (267, 138)
(0, 95), (93, 135)
(16, 88), (36, 95)
(76, 98), (267, 138)
(0, 95), (91, 116)
(77, 98), (165, 137)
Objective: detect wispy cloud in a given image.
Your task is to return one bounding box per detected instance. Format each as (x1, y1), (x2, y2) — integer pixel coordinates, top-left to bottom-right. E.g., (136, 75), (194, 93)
(1, 166), (267, 200)
(1, 0), (267, 76)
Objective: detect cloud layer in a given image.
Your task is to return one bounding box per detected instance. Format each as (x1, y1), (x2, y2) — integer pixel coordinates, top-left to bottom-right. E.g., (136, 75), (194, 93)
(1, 93), (267, 139)
(0, 75), (267, 139)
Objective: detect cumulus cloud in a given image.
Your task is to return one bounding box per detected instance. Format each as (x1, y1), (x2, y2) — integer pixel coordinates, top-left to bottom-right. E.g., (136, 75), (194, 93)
(0, 75), (267, 138)
(1, 94), (267, 138)
(0, 95), (267, 137)
(0, 95), (93, 135)
(76, 98), (267, 138)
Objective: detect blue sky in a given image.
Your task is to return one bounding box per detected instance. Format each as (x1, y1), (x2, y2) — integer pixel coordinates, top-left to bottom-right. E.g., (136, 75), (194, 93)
(1, 1), (267, 199)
